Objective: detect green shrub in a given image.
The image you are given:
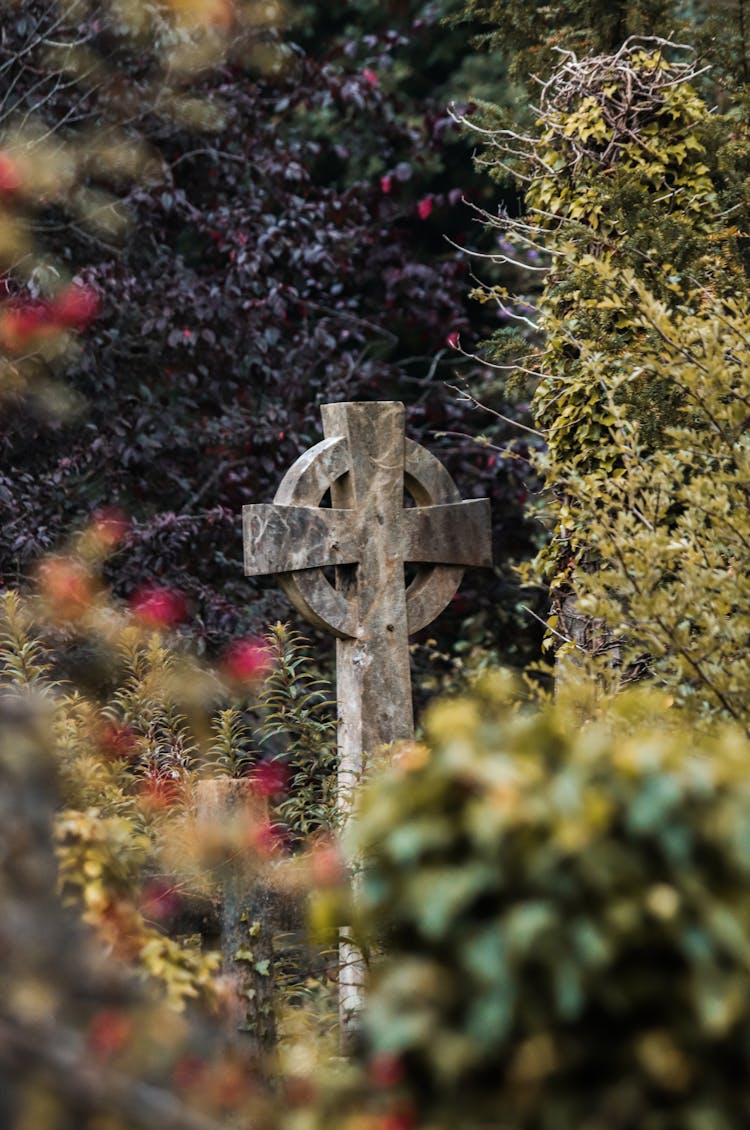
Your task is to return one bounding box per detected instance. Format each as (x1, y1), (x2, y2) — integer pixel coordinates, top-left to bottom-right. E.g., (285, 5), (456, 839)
(353, 674), (750, 1128)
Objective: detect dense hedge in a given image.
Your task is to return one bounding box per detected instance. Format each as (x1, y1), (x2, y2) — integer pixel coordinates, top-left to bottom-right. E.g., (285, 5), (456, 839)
(355, 675), (750, 1127)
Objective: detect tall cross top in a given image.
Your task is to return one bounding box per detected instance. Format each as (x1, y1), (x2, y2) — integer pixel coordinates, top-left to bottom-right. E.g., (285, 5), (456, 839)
(243, 401), (491, 762)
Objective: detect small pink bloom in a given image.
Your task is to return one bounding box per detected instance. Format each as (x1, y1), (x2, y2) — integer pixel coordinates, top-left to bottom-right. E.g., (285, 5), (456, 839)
(251, 760), (289, 797)
(130, 585), (187, 628)
(223, 637), (272, 682)
(446, 331), (460, 349)
(363, 68), (378, 86)
(417, 197), (433, 220)
(380, 175), (393, 194)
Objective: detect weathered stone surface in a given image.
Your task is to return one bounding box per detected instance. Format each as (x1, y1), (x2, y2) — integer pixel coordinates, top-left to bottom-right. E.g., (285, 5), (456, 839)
(243, 404), (492, 643)
(402, 500), (492, 567)
(243, 504), (357, 575)
(242, 397), (493, 799)
(241, 400), (492, 1034)
(195, 779), (276, 1056)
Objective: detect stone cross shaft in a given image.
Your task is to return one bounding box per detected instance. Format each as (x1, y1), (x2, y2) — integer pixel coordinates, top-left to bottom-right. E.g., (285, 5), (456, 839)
(243, 401), (491, 787)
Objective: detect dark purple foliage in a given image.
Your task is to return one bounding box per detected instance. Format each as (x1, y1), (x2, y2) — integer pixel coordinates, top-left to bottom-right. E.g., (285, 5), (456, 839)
(0, 1), (544, 672)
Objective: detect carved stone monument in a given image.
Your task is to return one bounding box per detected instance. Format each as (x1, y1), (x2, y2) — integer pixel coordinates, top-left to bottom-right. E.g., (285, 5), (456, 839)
(243, 400), (492, 1025)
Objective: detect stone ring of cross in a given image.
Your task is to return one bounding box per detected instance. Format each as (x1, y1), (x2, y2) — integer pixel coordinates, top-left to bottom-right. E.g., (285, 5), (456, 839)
(243, 401), (492, 641)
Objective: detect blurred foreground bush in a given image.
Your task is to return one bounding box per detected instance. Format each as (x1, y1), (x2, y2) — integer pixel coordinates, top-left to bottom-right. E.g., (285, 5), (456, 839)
(0, 514), (339, 1035)
(354, 675), (750, 1129)
(0, 691), (270, 1130)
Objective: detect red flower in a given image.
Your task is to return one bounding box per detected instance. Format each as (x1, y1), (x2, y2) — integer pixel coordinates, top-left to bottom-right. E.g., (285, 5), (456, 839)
(251, 760), (289, 797)
(0, 153), (20, 197)
(223, 637), (272, 682)
(54, 283), (100, 330)
(445, 331), (460, 349)
(363, 68), (378, 86)
(130, 585), (187, 628)
(417, 197), (433, 220)
(380, 175), (393, 194)
(0, 302), (54, 351)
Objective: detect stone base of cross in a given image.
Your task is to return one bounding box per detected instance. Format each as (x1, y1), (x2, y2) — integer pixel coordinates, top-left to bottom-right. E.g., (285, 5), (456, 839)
(243, 401), (491, 1031)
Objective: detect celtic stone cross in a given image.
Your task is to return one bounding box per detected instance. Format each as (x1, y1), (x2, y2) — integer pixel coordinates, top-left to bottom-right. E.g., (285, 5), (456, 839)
(243, 401), (491, 1027)
(243, 401), (491, 777)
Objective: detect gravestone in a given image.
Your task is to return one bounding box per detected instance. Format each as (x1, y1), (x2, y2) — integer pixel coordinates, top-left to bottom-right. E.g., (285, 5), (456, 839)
(243, 400), (492, 1027)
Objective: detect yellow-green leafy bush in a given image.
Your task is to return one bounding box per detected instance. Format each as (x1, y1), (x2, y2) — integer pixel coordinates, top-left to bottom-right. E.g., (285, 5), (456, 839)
(354, 675), (750, 1128)
(555, 275), (750, 730)
(467, 36), (750, 712)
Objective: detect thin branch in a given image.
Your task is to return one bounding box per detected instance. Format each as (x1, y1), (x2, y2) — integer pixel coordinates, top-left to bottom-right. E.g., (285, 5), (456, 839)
(444, 382), (545, 439)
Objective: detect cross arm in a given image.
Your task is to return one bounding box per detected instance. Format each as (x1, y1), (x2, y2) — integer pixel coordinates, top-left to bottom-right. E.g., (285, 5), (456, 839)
(243, 504), (358, 577)
(402, 499), (492, 568)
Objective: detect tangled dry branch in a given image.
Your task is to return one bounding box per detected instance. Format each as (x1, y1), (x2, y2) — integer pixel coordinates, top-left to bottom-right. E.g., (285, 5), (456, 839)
(534, 36), (710, 172)
(456, 36), (711, 186)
